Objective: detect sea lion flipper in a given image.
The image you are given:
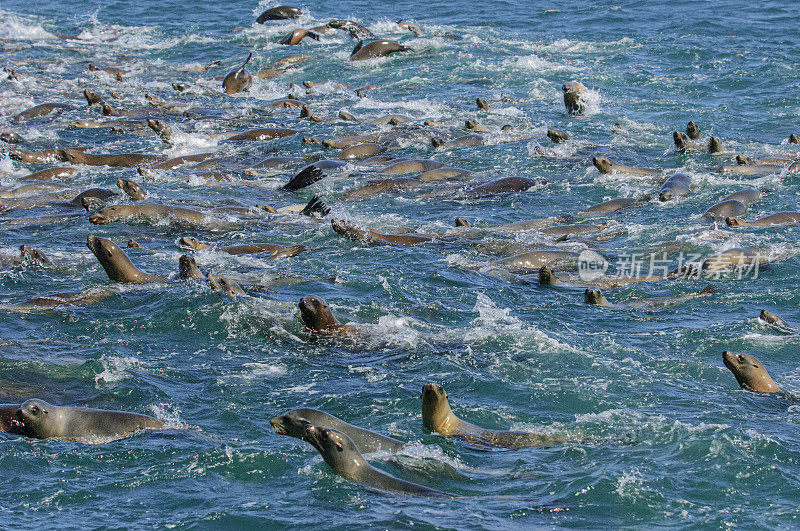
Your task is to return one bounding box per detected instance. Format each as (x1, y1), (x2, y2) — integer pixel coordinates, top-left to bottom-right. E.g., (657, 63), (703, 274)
(284, 165), (325, 192)
(240, 52), (252, 71)
(300, 195), (330, 217)
(351, 40), (364, 57)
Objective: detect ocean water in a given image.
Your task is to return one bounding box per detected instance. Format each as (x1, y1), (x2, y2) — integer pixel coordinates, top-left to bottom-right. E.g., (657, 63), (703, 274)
(1, 0), (799, 527)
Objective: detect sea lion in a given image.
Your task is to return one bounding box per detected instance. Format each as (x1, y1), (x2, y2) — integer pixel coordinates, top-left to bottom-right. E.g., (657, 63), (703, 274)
(70, 188), (118, 207)
(726, 212), (800, 228)
(350, 40), (410, 61)
(117, 178), (146, 201)
(178, 236), (305, 258)
(256, 6), (301, 22)
(147, 119), (172, 144)
(89, 205), (206, 225)
(19, 245), (49, 266)
(298, 295), (356, 335)
(331, 219), (433, 246)
(222, 53), (253, 95)
(147, 152), (217, 171)
(658, 173), (692, 201)
(703, 199), (747, 221)
(490, 250), (579, 273)
(465, 176), (545, 197)
(6, 148), (67, 164)
(206, 273), (246, 298)
(431, 134), (483, 150)
(283, 160), (347, 191)
(14, 398), (164, 442)
(789, 134), (800, 144)
(759, 310), (796, 334)
(722, 189), (762, 206)
(418, 168), (472, 182)
(578, 196), (649, 215)
(59, 149), (161, 167)
(476, 98), (490, 110)
(178, 254), (204, 280)
(279, 29), (320, 45)
(369, 114), (412, 126)
(380, 159), (443, 174)
(12, 103), (71, 123)
(88, 64), (127, 79)
(421, 384), (568, 449)
(592, 156), (660, 175)
(716, 163), (785, 175)
(562, 82), (587, 115)
(224, 128), (297, 142)
(19, 167), (79, 181)
(685, 121), (701, 140)
(300, 425), (449, 497)
(1, 132), (23, 144)
(327, 20), (375, 40)
(584, 285), (715, 309)
(547, 129), (569, 144)
(465, 120), (490, 133)
(87, 235), (165, 284)
(0, 182), (68, 199)
(397, 21), (424, 37)
(722, 351), (780, 393)
(336, 143), (385, 160)
(270, 408), (406, 453)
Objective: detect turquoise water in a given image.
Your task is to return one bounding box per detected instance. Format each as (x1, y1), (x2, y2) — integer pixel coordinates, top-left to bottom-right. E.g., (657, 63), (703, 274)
(1, 0), (799, 527)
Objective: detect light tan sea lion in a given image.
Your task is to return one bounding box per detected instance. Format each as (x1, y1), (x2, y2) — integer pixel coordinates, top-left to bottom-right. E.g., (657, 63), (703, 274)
(59, 149), (161, 167)
(300, 425), (449, 497)
(759, 310), (796, 334)
(336, 143), (385, 160)
(659, 173), (692, 201)
(578, 196), (649, 215)
(89, 204), (206, 225)
(726, 212), (800, 228)
(380, 159), (443, 174)
(421, 384), (569, 449)
(12, 103), (71, 123)
(19, 167), (79, 181)
(222, 53), (253, 95)
(431, 134), (483, 150)
(722, 351), (780, 393)
(178, 236), (304, 258)
(271, 408), (406, 453)
(116, 178), (146, 200)
(584, 285), (715, 309)
(13, 398), (164, 443)
(592, 156), (660, 175)
(178, 254), (204, 280)
(86, 235), (165, 284)
(206, 273), (246, 298)
(562, 82), (587, 115)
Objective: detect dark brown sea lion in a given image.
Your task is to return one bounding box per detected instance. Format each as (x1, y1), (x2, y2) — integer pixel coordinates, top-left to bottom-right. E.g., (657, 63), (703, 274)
(562, 82), (587, 115)
(350, 40), (410, 61)
(759, 310), (796, 334)
(283, 160), (347, 191)
(256, 6), (302, 23)
(327, 20), (375, 39)
(298, 295), (357, 336)
(421, 384), (569, 449)
(722, 351), (780, 393)
(178, 254), (204, 280)
(222, 53), (253, 95)
(547, 129), (569, 143)
(86, 235), (165, 284)
(178, 236), (305, 258)
(465, 176), (545, 197)
(685, 121), (700, 140)
(331, 219), (433, 246)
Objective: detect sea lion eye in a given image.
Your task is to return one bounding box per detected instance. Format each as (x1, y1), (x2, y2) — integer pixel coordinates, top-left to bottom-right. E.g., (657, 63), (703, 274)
(737, 354), (745, 363)
(31, 405), (39, 415)
(336, 443), (343, 452)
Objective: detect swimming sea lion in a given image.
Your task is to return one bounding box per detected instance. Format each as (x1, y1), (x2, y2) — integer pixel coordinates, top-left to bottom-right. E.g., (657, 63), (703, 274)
(179, 236), (305, 258)
(700, 247), (768, 276)
(271, 408), (406, 453)
(578, 196), (649, 215)
(722, 189), (762, 206)
(222, 53), (253, 95)
(147, 119), (172, 144)
(716, 163), (785, 175)
(0, 132), (23, 144)
(256, 6), (302, 23)
(685, 121), (700, 140)
(6, 148), (68, 164)
(178, 254), (204, 280)
(465, 176), (545, 197)
(19, 167), (79, 181)
(336, 143), (385, 160)
(592, 156), (660, 175)
(725, 212), (800, 228)
(490, 250), (579, 273)
(327, 20), (374, 39)
(421, 384), (568, 449)
(658, 173), (692, 201)
(431, 134), (483, 150)
(759, 310), (796, 333)
(12, 103), (72, 123)
(331, 219), (433, 246)
(300, 425), (449, 497)
(89, 204), (207, 225)
(789, 134), (800, 144)
(380, 159), (443, 174)
(14, 398), (164, 442)
(350, 40), (410, 61)
(283, 159), (347, 191)
(722, 351), (780, 393)
(584, 285), (715, 309)
(206, 273), (246, 298)
(117, 178), (146, 200)
(703, 199), (747, 221)
(59, 149), (161, 167)
(547, 129), (569, 143)
(298, 295), (356, 335)
(279, 29), (320, 45)
(562, 82), (587, 115)
(397, 21), (424, 37)
(86, 235), (165, 284)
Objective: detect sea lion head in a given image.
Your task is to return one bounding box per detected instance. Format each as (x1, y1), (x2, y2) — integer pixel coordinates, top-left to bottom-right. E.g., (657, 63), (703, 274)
(673, 131), (689, 151)
(454, 217), (471, 227)
(116, 178), (146, 201)
(421, 383), (453, 432)
(58, 148), (83, 163)
(178, 254), (204, 280)
(302, 425), (365, 475)
(591, 156), (613, 174)
(736, 155), (755, 165)
(659, 188), (675, 202)
(19, 245), (48, 265)
(330, 219), (369, 242)
(562, 81), (585, 114)
(724, 217), (744, 228)
(584, 288), (609, 306)
(708, 137), (723, 153)
(16, 399), (56, 438)
(179, 236), (207, 250)
(722, 351), (780, 393)
(431, 137), (445, 148)
(538, 265), (559, 286)
(206, 273), (245, 298)
(270, 408), (314, 438)
(685, 121), (700, 140)
(298, 295), (340, 331)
